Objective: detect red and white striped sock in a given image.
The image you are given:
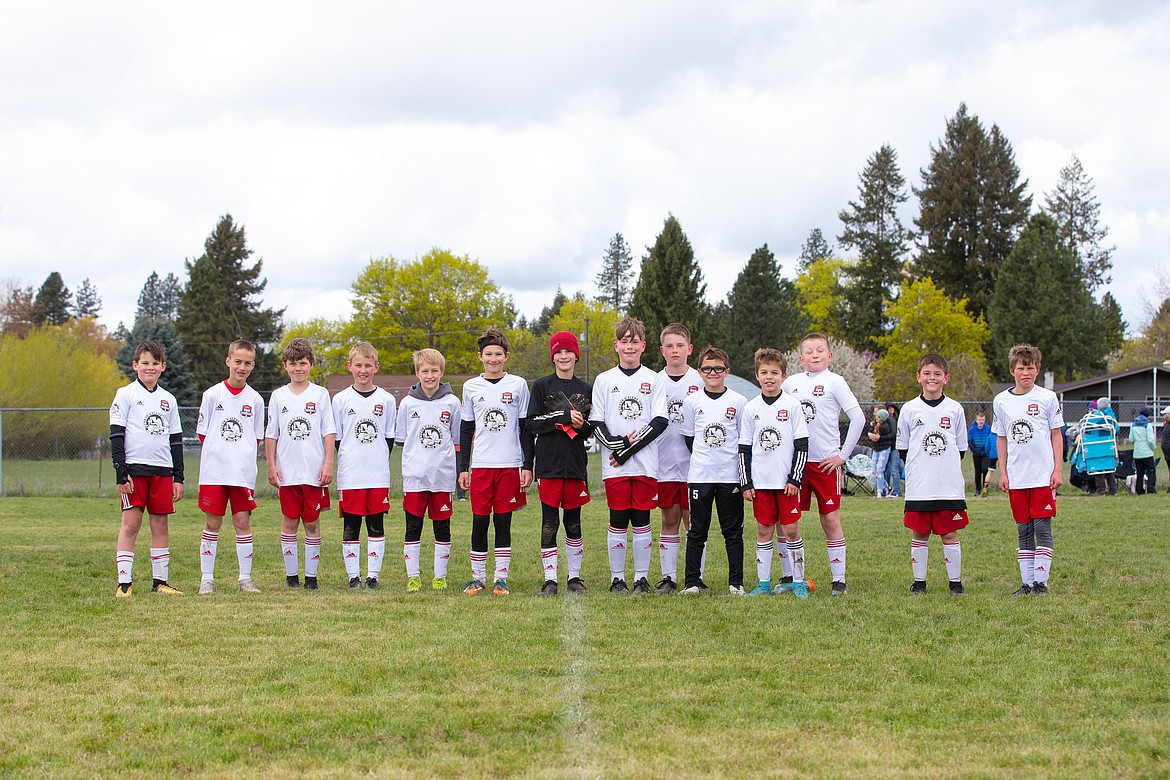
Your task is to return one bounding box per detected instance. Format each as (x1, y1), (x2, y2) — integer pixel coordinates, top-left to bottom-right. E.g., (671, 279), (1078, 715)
(199, 530), (219, 580)
(235, 534), (254, 580)
(281, 533), (299, 577)
(607, 527), (627, 580)
(1018, 548), (1035, 585)
(117, 551), (134, 585)
(911, 539), (929, 582)
(566, 536), (583, 580)
(404, 541), (422, 578)
(304, 536), (321, 577)
(943, 542), (962, 582)
(493, 547), (511, 582)
(827, 538), (847, 583)
(632, 525), (652, 581)
(367, 536), (385, 578)
(1033, 546), (1052, 585)
(343, 541), (361, 579)
(470, 550), (488, 582)
(433, 541), (451, 579)
(541, 546), (558, 581)
(150, 547), (169, 582)
(659, 533), (681, 580)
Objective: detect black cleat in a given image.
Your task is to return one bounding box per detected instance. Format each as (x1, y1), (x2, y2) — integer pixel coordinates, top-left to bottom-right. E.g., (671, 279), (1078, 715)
(286, 575), (301, 588)
(1030, 582), (1048, 596)
(365, 577), (379, 590)
(304, 576), (318, 591)
(631, 577), (652, 594)
(654, 576), (677, 595)
(566, 577), (587, 593)
(949, 581), (965, 596)
(609, 578), (630, 594)
(349, 576), (364, 590)
(831, 581), (847, 597)
(1009, 583), (1033, 597)
(539, 580), (558, 596)
(910, 580), (927, 595)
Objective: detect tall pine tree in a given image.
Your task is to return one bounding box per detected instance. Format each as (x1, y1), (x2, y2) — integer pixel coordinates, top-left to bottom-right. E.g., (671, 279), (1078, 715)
(594, 233), (635, 312)
(1042, 154), (1115, 292)
(177, 214), (284, 392)
(629, 215), (709, 359)
(33, 272), (72, 326)
(136, 271), (183, 323)
(717, 244), (806, 374)
(797, 228), (834, 273)
(72, 278), (102, 319)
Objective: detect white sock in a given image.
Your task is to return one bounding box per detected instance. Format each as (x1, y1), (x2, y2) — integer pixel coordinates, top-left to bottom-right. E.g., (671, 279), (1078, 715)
(235, 534), (253, 581)
(943, 542), (962, 582)
(757, 540), (774, 583)
(787, 537), (805, 582)
(305, 536), (321, 577)
(493, 547), (511, 582)
(150, 547), (169, 582)
(566, 536), (583, 579)
(404, 541), (422, 578)
(911, 539), (929, 582)
(367, 536), (385, 578)
(1033, 546), (1052, 585)
(827, 538), (846, 583)
(200, 530), (219, 580)
(1018, 548), (1035, 585)
(281, 533), (299, 577)
(470, 550), (487, 582)
(776, 539), (793, 579)
(434, 541), (451, 579)
(632, 525), (652, 581)
(343, 541), (361, 579)
(607, 526), (627, 580)
(541, 547), (558, 582)
(117, 551), (134, 585)
(659, 533), (681, 579)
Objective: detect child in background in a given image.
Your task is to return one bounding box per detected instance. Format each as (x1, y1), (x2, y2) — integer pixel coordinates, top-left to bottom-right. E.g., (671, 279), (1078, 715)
(967, 412), (993, 497)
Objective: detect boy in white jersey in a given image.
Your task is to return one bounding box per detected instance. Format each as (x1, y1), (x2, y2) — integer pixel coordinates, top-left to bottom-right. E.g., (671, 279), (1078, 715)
(333, 342), (397, 590)
(655, 322), (702, 594)
(395, 348), (461, 592)
(680, 347), (748, 594)
(896, 354), (969, 596)
(110, 339), (185, 597)
(265, 338), (335, 591)
(740, 348), (811, 599)
(458, 327), (532, 596)
(780, 333), (866, 597)
(992, 344), (1064, 596)
(196, 340), (266, 595)
(590, 316), (668, 594)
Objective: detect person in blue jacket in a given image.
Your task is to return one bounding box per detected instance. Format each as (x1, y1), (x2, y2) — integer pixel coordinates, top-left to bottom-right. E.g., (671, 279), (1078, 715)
(967, 411), (993, 497)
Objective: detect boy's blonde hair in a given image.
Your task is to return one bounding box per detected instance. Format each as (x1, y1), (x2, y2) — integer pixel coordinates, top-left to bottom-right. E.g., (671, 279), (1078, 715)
(615, 316), (646, 342)
(228, 339), (255, 357)
(660, 322), (690, 344)
(917, 353), (949, 373)
(282, 337), (315, 364)
(1008, 343), (1043, 370)
(413, 348), (446, 372)
(799, 332), (830, 351)
(348, 342), (378, 363)
(753, 347), (787, 374)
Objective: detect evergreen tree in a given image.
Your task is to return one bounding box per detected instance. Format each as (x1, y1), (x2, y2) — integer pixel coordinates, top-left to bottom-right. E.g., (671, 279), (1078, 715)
(594, 233), (635, 312)
(913, 103), (1031, 320)
(629, 215), (709, 359)
(1099, 291), (1126, 359)
(136, 271), (183, 323)
(837, 144), (911, 353)
(176, 214), (284, 392)
(116, 319), (197, 404)
(1042, 154), (1115, 292)
(717, 244), (807, 373)
(797, 228), (835, 273)
(72, 278), (102, 319)
(532, 287), (570, 335)
(33, 272), (72, 326)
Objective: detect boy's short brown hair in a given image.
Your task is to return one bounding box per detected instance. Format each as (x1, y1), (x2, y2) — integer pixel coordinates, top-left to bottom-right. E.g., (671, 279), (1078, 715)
(413, 348), (446, 372)
(228, 339), (255, 357)
(917, 353), (949, 373)
(133, 339), (165, 363)
(282, 337), (315, 364)
(348, 342), (378, 363)
(1008, 343), (1043, 370)
(477, 327), (509, 353)
(660, 322), (690, 344)
(753, 347), (787, 374)
(799, 332), (830, 350)
(614, 316), (646, 342)
(697, 346), (729, 368)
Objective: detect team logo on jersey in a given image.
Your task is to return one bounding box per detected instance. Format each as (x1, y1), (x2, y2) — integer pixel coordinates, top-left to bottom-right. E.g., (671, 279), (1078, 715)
(373, 404), (384, 416)
(354, 419), (379, 443)
(240, 405), (253, 418)
(159, 400), (170, 412)
(687, 385), (699, 395)
(1010, 419), (1034, 444)
(668, 400), (684, 425)
(703, 423), (728, 449)
(812, 385), (825, 397)
(111, 403), (121, 415)
(440, 410), (452, 424)
(776, 409), (789, 422)
(619, 396), (644, 421)
(1027, 403), (1040, 416)
(484, 408), (508, 432)
(501, 392), (513, 405)
(304, 402), (316, 414)
(287, 417), (311, 441)
(639, 382), (652, 395)
(800, 400), (816, 423)
(758, 427), (782, 452)
(143, 412), (166, 436)
(922, 431), (947, 457)
(725, 407), (737, 420)
(220, 418), (244, 442)
(939, 416), (951, 430)
(419, 425), (443, 449)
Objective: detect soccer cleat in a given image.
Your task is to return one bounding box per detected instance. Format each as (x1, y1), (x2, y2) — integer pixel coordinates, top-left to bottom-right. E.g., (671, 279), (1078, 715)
(304, 577), (318, 591)
(773, 576), (795, 595)
(746, 581), (773, 597)
(198, 579), (214, 595)
(406, 576), (422, 593)
(729, 585), (745, 596)
(980, 487), (989, 498)
(365, 577), (379, 590)
(949, 580), (965, 596)
(152, 582), (183, 595)
(492, 579), (509, 596)
(462, 579), (485, 595)
(115, 583), (132, 598)
(681, 583), (708, 595)
(631, 577), (652, 594)
(1009, 584), (1033, 597)
(566, 577), (587, 593)
(830, 581), (847, 597)
(910, 580), (927, 595)
(349, 576), (364, 590)
(1030, 582), (1049, 596)
(432, 577), (447, 590)
(539, 580), (558, 596)
(609, 578), (630, 595)
(654, 576), (677, 595)
(286, 575), (300, 589)
(791, 580), (811, 600)
(238, 578), (260, 594)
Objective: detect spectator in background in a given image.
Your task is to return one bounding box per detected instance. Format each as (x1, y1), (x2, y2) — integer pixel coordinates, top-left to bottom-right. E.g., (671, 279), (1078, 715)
(1129, 406), (1157, 495)
(866, 406), (895, 497)
(1162, 407), (1170, 493)
(884, 403), (903, 498)
(967, 412), (994, 497)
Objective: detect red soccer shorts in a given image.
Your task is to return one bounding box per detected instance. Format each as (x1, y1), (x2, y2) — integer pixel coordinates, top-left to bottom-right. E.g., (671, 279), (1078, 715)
(903, 509), (970, 536)
(471, 468), (526, 515)
(120, 475), (175, 515)
(279, 485), (330, 522)
(337, 487), (391, 517)
(198, 484), (257, 516)
(656, 480), (689, 510)
(799, 463), (843, 514)
(752, 488), (802, 527)
(1009, 486), (1057, 524)
(604, 475), (658, 511)
(403, 490), (454, 521)
(538, 478), (591, 510)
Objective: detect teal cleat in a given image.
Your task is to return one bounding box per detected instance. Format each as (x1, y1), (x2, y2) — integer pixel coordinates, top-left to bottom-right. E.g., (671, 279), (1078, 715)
(791, 580), (811, 600)
(746, 580), (773, 597)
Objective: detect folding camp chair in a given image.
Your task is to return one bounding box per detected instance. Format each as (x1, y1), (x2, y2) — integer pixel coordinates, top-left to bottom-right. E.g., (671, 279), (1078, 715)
(843, 451), (875, 497)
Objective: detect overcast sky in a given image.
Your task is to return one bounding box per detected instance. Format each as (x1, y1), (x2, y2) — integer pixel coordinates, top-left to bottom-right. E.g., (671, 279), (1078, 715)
(2, 1), (1168, 337)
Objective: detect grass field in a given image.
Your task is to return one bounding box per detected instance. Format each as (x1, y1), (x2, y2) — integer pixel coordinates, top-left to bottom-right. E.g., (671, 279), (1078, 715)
(2, 490), (1168, 778)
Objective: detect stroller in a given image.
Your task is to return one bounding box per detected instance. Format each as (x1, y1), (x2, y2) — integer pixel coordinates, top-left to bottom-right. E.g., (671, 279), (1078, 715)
(1072, 410), (1119, 484)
